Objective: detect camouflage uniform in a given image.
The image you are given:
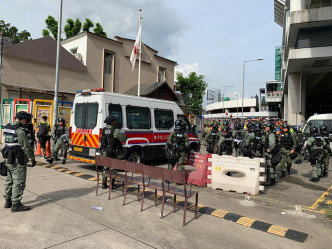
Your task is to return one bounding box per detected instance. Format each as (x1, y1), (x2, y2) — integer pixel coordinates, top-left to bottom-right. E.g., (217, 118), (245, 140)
(51, 125), (69, 160)
(279, 131), (297, 175)
(3, 120), (35, 209)
(321, 133), (331, 177)
(205, 130), (220, 154)
(167, 131), (189, 171)
(100, 124), (128, 182)
(263, 130), (277, 184)
(218, 135), (233, 155)
(232, 129), (243, 157)
(306, 135), (326, 181)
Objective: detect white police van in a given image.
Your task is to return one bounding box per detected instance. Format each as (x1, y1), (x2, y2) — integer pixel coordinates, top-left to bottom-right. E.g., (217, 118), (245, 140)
(68, 89), (200, 163)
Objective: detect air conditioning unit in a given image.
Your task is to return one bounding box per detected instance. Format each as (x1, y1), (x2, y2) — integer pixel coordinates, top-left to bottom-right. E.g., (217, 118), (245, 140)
(75, 53), (82, 61)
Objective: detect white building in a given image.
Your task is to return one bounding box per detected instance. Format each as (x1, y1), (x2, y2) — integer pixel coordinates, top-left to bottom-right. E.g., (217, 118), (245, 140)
(274, 0), (332, 125)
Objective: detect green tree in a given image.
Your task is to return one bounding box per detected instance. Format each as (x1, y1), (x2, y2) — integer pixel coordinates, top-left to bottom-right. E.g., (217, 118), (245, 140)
(44, 15), (58, 40)
(176, 72), (208, 114)
(83, 18), (94, 32)
(42, 29), (50, 37)
(93, 23), (107, 38)
(0, 20), (31, 43)
(64, 18), (82, 38)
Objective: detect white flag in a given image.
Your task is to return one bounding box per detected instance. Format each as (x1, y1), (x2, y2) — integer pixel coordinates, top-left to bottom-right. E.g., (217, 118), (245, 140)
(130, 26), (141, 71)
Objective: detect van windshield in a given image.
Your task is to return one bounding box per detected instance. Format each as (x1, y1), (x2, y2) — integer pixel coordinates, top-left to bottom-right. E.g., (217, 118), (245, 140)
(75, 103), (99, 129)
(303, 120), (332, 133)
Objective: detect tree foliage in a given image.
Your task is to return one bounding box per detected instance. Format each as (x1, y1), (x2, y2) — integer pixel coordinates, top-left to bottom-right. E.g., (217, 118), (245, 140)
(64, 18), (82, 39)
(93, 23), (107, 38)
(0, 20), (31, 43)
(176, 72), (208, 114)
(44, 15), (58, 40)
(83, 18), (94, 32)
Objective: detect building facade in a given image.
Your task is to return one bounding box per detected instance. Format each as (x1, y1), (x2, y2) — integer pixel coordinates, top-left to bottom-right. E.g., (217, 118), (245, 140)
(275, 0), (332, 125)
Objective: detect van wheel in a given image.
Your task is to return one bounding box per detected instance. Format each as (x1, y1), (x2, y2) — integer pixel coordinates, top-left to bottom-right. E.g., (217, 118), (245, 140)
(127, 151), (142, 164)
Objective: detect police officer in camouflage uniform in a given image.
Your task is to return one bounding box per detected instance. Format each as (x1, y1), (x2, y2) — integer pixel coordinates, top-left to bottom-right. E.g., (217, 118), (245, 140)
(306, 126), (326, 182)
(166, 120), (190, 171)
(250, 123), (265, 158)
(279, 123), (297, 177)
(2, 111), (36, 212)
(218, 127), (233, 155)
(47, 118), (69, 164)
(319, 125), (331, 178)
(232, 123), (243, 157)
(205, 124), (220, 154)
(99, 116), (128, 189)
(262, 122), (277, 186)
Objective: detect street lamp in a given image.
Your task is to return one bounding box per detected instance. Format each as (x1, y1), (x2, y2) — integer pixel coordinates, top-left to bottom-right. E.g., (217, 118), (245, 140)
(232, 93), (239, 118)
(242, 59), (263, 120)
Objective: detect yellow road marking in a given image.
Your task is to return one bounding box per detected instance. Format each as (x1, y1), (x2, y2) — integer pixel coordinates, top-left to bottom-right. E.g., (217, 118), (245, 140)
(88, 177), (97, 181)
(309, 185), (332, 209)
(267, 225), (288, 237)
(57, 169), (67, 172)
(211, 209), (229, 218)
(42, 164), (50, 167)
(236, 217), (256, 227)
(74, 173), (85, 176)
(64, 171), (75, 174)
(51, 166), (62, 169)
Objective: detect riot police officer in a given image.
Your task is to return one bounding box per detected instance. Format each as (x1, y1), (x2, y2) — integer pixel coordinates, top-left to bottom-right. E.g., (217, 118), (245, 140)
(2, 111), (36, 212)
(232, 123), (243, 157)
(100, 116), (128, 189)
(241, 122), (253, 157)
(279, 123), (297, 177)
(251, 122), (265, 158)
(306, 126), (326, 182)
(205, 124), (220, 154)
(47, 118), (69, 164)
(166, 120), (190, 171)
(319, 125), (331, 178)
(218, 127), (233, 155)
(262, 122), (277, 186)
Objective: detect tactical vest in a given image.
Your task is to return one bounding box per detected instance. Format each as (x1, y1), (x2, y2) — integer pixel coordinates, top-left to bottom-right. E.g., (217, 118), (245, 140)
(265, 132), (276, 154)
(314, 134), (323, 148)
(38, 122), (49, 137)
(253, 131), (262, 152)
(4, 123), (22, 149)
(100, 126), (121, 157)
(280, 132), (293, 149)
(322, 132), (330, 148)
(55, 126), (66, 138)
(170, 131), (186, 154)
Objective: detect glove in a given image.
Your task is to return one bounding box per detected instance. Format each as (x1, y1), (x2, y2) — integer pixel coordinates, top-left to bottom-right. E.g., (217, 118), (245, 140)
(31, 159), (37, 167)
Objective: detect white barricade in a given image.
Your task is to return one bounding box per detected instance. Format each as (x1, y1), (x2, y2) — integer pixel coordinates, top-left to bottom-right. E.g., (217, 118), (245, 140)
(208, 155), (265, 195)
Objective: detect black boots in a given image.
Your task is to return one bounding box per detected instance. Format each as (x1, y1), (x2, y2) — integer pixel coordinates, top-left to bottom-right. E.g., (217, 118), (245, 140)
(46, 158), (54, 164)
(11, 203), (31, 212)
(281, 171), (286, 178)
(310, 177), (319, 183)
(4, 199), (12, 208)
(102, 178), (108, 189)
(287, 167), (291, 175)
(62, 158), (66, 164)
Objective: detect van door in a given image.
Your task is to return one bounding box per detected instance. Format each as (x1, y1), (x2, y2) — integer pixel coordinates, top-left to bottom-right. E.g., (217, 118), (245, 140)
(71, 102), (99, 157)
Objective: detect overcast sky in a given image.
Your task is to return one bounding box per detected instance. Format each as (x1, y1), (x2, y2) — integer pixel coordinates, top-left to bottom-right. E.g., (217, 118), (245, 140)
(1, 0), (282, 105)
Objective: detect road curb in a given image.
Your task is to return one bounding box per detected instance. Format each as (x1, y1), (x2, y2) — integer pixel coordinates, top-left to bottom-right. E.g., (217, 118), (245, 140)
(37, 161), (309, 243)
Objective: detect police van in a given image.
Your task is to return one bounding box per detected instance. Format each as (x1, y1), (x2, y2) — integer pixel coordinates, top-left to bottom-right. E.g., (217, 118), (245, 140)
(68, 89), (200, 163)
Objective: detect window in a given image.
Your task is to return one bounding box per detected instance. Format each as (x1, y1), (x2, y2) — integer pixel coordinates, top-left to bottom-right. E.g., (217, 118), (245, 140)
(104, 51), (113, 74)
(74, 103), (99, 129)
(154, 109), (174, 130)
(126, 106), (151, 129)
(109, 104), (123, 129)
(158, 67), (166, 82)
(309, 0), (332, 8)
(75, 104), (85, 129)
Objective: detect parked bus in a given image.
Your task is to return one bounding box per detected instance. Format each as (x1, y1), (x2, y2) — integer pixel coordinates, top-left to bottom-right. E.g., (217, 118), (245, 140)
(68, 89), (200, 163)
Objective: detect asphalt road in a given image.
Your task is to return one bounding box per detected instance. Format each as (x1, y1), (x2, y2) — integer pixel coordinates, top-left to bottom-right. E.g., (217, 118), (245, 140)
(0, 149), (331, 249)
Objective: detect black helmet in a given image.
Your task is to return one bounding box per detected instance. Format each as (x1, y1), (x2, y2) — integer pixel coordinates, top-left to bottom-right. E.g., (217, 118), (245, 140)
(319, 125), (327, 132)
(174, 119), (186, 131)
(248, 123), (255, 132)
(222, 127), (230, 136)
(281, 122), (288, 129)
(211, 124), (219, 133)
(57, 118), (65, 123)
(104, 115), (116, 125)
(15, 111), (32, 122)
(254, 123), (261, 131)
(264, 122), (273, 129)
(236, 123), (243, 130)
(310, 126), (318, 134)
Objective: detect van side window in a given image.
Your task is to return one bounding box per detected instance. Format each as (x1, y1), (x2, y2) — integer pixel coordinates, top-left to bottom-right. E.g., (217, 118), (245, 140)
(108, 104), (122, 129)
(74, 103), (99, 129)
(126, 106), (151, 130)
(155, 109), (174, 129)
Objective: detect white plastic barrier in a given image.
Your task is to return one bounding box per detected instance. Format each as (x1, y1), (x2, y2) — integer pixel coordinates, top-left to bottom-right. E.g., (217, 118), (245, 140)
(208, 155), (265, 195)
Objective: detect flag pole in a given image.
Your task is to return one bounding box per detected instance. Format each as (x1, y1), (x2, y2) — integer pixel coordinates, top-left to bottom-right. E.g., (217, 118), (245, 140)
(138, 9), (142, 97)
